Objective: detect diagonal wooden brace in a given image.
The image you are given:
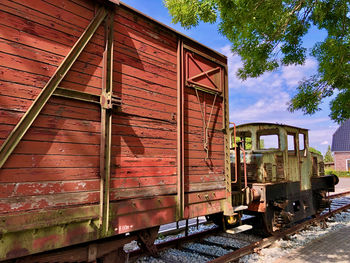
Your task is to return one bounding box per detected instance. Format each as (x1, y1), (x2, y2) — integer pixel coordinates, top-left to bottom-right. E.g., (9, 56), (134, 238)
(0, 6), (108, 168)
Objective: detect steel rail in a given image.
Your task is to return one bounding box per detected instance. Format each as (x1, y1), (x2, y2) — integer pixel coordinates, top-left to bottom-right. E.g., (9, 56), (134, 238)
(209, 201), (350, 263)
(328, 190), (350, 199)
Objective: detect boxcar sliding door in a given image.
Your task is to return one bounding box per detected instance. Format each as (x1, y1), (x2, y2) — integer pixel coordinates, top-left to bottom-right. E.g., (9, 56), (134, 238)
(180, 43), (230, 219)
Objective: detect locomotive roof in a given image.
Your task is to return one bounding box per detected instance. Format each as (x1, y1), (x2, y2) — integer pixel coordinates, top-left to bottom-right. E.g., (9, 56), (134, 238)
(232, 122), (309, 131)
(101, 0), (227, 60)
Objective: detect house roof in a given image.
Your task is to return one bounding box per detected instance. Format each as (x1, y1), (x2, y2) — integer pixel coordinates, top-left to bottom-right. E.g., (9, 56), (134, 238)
(331, 118), (350, 151)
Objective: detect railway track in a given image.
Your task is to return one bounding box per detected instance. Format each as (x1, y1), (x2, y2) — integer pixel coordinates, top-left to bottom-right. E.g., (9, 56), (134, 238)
(130, 191), (350, 263)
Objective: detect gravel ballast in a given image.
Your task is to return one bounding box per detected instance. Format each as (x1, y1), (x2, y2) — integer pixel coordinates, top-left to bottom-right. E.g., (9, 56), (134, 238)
(239, 211), (350, 263)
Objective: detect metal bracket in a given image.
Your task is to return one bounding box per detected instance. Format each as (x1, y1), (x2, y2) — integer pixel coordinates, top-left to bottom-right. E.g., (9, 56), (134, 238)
(100, 92), (122, 109)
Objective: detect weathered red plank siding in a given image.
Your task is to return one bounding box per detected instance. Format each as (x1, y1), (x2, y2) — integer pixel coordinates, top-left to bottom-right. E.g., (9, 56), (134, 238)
(0, 0), (227, 250)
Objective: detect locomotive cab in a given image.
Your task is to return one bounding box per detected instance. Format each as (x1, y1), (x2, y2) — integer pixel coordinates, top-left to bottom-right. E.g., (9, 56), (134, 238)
(230, 123), (337, 233)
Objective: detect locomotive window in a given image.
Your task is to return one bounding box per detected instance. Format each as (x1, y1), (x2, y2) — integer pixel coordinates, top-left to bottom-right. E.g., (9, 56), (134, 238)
(299, 133), (307, 157)
(234, 132), (252, 150)
(288, 134), (296, 155)
(258, 135), (279, 150)
(299, 133), (305, 150)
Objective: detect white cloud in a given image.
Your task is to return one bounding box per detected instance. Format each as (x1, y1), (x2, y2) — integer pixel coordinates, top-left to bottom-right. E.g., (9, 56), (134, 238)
(221, 45), (334, 154)
(230, 91), (291, 123)
(281, 58), (317, 87)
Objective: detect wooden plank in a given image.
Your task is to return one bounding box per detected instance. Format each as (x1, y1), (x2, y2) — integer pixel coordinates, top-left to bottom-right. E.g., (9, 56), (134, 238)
(116, 93), (177, 116)
(12, 140), (177, 157)
(3, 0), (95, 36)
(116, 7), (177, 44)
(111, 166), (176, 178)
(112, 145), (176, 157)
(0, 204), (99, 233)
(185, 166), (224, 175)
(0, 191), (100, 213)
(185, 189), (226, 204)
(0, 125), (100, 145)
(113, 50), (176, 80)
(112, 207), (176, 234)
(185, 150), (224, 160)
(0, 67), (101, 97)
(115, 31), (177, 65)
(0, 1), (179, 73)
(45, 0), (95, 18)
(115, 42), (176, 73)
(3, 154), (100, 169)
(185, 181), (226, 192)
(110, 185), (176, 200)
(0, 167), (100, 183)
(1, 2), (178, 73)
(111, 195), (176, 215)
(112, 115), (176, 131)
(0, 110), (100, 134)
(112, 72), (177, 97)
(111, 135), (176, 148)
(113, 64), (176, 90)
(13, 141), (99, 156)
(0, 180), (100, 197)
(0, 96), (101, 121)
(111, 124), (177, 140)
(185, 133), (224, 145)
(110, 176), (176, 189)
(0, 44), (103, 85)
(2, 154), (176, 169)
(185, 174), (225, 185)
(114, 23), (176, 56)
(115, 7), (178, 46)
(184, 200), (222, 218)
(113, 157), (176, 167)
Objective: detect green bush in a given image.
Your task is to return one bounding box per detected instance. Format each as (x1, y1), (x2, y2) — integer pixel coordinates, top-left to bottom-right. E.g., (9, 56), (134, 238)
(325, 169), (350, 177)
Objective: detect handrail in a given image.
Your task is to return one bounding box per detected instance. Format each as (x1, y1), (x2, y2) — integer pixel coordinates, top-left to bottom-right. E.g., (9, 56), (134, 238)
(229, 122), (238, 184)
(240, 146), (248, 188)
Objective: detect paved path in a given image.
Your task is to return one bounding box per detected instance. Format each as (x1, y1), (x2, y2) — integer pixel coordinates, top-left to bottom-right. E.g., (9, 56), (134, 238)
(273, 226), (350, 263)
(335, 177), (350, 194)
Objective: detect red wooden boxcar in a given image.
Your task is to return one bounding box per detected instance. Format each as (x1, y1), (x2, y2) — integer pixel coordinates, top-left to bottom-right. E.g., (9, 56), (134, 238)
(0, 0), (232, 260)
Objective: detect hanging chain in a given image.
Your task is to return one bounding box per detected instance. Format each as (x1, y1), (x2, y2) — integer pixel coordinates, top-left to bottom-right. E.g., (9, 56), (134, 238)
(195, 88), (217, 160)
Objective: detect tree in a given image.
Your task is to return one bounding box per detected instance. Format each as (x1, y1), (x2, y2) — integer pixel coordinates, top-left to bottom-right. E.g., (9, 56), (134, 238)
(309, 147), (322, 155)
(164, 0), (350, 123)
(324, 145), (334, 162)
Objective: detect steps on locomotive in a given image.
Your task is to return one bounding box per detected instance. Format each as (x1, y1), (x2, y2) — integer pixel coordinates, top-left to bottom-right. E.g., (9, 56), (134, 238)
(225, 224), (253, 235)
(232, 205), (248, 212)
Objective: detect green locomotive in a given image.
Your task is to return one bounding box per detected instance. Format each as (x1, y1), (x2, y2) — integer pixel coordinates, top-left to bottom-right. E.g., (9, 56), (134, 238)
(227, 122), (338, 233)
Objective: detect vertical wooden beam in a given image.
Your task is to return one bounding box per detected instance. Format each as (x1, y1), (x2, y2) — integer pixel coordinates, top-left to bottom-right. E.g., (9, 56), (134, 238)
(176, 39), (185, 220)
(100, 9), (114, 235)
(223, 65), (233, 216)
(0, 6), (108, 168)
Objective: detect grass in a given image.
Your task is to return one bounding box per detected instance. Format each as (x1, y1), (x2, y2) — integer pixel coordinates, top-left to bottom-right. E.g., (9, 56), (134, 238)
(325, 169), (350, 177)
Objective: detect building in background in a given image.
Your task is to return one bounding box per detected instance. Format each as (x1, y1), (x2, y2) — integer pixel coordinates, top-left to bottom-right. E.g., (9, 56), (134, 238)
(331, 119), (350, 171)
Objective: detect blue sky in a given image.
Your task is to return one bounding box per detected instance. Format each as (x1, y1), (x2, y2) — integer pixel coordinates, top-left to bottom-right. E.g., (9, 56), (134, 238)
(122, 0), (339, 154)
